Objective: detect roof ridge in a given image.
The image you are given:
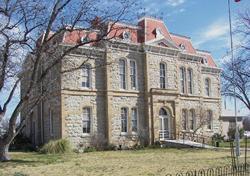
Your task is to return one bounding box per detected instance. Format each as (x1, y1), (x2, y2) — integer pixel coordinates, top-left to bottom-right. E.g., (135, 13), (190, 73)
(196, 49), (211, 54)
(170, 32), (191, 39)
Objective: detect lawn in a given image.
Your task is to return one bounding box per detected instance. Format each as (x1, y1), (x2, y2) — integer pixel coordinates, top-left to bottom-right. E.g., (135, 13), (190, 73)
(0, 148), (249, 176)
(219, 139), (250, 148)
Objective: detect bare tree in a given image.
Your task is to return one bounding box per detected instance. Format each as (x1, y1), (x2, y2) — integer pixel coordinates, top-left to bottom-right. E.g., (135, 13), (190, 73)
(222, 9), (250, 111)
(0, 0), (138, 161)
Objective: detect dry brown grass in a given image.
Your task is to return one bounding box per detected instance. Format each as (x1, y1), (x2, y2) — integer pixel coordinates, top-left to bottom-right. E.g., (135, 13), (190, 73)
(0, 148), (248, 176)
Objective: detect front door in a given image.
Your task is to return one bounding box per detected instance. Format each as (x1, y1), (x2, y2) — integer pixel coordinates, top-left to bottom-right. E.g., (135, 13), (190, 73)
(159, 108), (171, 140)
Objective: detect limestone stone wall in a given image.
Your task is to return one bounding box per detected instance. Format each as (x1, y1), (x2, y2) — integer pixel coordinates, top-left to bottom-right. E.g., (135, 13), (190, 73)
(61, 53), (106, 91)
(201, 72), (221, 98)
(107, 49), (145, 91)
(177, 59), (201, 96)
(62, 94), (106, 147)
(110, 95), (146, 146)
(147, 53), (177, 90)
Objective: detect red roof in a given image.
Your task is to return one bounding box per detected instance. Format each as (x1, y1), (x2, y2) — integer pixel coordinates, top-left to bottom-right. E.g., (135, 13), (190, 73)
(197, 50), (217, 67)
(170, 34), (196, 54)
(40, 16), (217, 68)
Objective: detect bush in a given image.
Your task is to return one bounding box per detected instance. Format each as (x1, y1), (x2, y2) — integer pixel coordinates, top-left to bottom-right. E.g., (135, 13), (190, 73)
(39, 139), (71, 154)
(84, 146), (96, 153)
(9, 133), (34, 151)
(227, 128), (245, 140)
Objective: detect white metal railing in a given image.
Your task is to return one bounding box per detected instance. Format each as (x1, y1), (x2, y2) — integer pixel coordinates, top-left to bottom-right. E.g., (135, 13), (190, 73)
(159, 130), (170, 140)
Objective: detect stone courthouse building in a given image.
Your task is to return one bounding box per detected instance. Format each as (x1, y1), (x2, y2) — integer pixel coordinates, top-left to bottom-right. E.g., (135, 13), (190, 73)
(21, 16), (222, 148)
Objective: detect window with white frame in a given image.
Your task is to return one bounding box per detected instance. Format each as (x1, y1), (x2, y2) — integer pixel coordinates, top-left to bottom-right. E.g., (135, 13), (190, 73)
(131, 108), (138, 133)
(82, 64), (91, 88)
(121, 107), (128, 133)
(207, 110), (213, 130)
(189, 109), (195, 130)
(130, 60), (137, 89)
(205, 78), (211, 96)
(83, 107), (91, 134)
(160, 63), (167, 89)
(180, 67), (186, 93)
(187, 68), (193, 94)
(49, 109), (54, 136)
(182, 109), (188, 130)
(119, 59), (126, 89)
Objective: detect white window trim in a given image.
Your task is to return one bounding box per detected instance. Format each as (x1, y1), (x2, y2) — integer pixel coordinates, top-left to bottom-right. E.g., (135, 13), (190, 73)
(82, 64), (92, 89)
(131, 107), (138, 134)
(130, 59), (138, 90)
(121, 107), (128, 135)
(180, 67), (186, 94)
(119, 59), (127, 90)
(82, 107), (91, 135)
(205, 78), (211, 97)
(187, 68), (193, 95)
(160, 62), (167, 89)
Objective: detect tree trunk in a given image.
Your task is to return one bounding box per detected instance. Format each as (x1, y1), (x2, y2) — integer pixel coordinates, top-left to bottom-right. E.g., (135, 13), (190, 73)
(0, 143), (10, 161)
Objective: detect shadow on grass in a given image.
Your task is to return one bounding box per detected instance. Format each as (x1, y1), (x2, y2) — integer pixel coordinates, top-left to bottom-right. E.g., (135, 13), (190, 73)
(3, 159), (40, 164)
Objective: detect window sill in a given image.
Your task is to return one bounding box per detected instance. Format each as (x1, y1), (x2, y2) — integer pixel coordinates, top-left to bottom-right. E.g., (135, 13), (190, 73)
(131, 132), (138, 135)
(120, 132), (128, 136)
(81, 133), (91, 138)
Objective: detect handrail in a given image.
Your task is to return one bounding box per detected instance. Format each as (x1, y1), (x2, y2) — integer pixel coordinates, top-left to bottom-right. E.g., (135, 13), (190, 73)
(177, 131), (212, 145)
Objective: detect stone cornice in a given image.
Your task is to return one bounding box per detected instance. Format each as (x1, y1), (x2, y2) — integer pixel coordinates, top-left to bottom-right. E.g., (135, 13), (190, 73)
(201, 66), (221, 74)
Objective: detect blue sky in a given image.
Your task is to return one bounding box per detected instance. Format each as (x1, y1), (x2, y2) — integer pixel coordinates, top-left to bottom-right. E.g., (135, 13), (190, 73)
(1, 0), (249, 119)
(139, 0), (250, 115)
(140, 0), (249, 63)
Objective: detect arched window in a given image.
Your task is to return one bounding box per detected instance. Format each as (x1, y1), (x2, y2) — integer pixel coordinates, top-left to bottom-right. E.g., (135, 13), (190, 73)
(121, 107), (128, 133)
(180, 67), (186, 93)
(119, 59), (126, 89)
(182, 109), (188, 130)
(187, 68), (193, 94)
(160, 63), (167, 89)
(82, 64), (91, 88)
(159, 108), (168, 116)
(189, 109), (195, 130)
(131, 108), (138, 133)
(83, 107), (91, 133)
(130, 60), (137, 89)
(207, 110), (213, 130)
(205, 78), (211, 96)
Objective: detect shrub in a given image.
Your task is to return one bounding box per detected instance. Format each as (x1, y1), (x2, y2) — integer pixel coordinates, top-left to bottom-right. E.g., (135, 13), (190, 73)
(227, 128), (245, 140)
(84, 146), (96, 153)
(39, 139), (71, 154)
(10, 133), (34, 151)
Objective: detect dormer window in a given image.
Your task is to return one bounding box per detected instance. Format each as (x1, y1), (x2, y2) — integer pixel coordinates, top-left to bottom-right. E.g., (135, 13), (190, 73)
(122, 31), (131, 41)
(202, 58), (208, 65)
(179, 43), (186, 51)
(155, 28), (163, 38)
(80, 35), (90, 43)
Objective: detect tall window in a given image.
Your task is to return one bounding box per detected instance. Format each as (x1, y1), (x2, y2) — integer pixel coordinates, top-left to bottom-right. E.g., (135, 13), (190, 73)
(180, 67), (186, 93)
(187, 68), (193, 94)
(160, 63), (167, 89)
(130, 60), (137, 89)
(131, 108), (138, 133)
(83, 107), (91, 133)
(205, 78), (210, 96)
(207, 110), (213, 130)
(49, 109), (54, 136)
(121, 108), (128, 133)
(119, 59), (126, 89)
(82, 64), (91, 88)
(189, 109), (195, 130)
(182, 109), (188, 130)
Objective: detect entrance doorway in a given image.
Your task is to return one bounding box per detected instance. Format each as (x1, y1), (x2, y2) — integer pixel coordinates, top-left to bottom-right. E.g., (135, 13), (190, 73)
(159, 108), (171, 140)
